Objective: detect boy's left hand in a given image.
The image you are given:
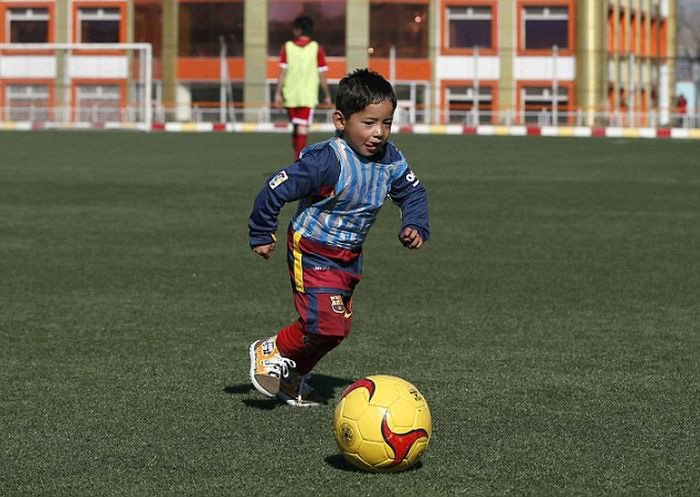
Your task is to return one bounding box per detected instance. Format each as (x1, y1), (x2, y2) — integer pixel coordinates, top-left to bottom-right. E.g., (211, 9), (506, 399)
(399, 227), (424, 250)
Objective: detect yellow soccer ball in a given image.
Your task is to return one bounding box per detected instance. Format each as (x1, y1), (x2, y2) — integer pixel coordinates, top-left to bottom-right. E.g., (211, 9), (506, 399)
(333, 375), (432, 473)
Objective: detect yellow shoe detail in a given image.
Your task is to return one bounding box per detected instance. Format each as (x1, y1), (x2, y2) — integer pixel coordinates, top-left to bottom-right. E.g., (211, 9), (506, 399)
(249, 336), (296, 397)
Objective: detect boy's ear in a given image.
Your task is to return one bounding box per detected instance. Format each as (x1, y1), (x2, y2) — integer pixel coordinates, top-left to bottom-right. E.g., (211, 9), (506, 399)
(332, 110), (346, 131)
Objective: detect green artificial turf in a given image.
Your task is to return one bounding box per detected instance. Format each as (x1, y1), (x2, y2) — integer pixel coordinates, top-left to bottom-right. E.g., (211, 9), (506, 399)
(1, 131), (698, 496)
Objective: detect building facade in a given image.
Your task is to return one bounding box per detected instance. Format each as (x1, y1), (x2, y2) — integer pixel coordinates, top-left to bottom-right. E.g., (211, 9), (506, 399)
(0, 0), (679, 127)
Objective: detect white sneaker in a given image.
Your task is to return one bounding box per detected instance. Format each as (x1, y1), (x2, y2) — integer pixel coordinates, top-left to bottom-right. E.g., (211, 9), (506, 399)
(277, 370), (321, 408)
(249, 336), (296, 397)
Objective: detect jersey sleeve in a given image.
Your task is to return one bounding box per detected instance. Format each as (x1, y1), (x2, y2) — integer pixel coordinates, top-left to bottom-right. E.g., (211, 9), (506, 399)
(248, 147), (340, 247)
(388, 151), (430, 242)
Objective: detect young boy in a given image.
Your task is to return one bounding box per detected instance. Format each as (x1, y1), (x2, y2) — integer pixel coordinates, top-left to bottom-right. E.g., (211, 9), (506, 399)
(248, 69), (429, 407)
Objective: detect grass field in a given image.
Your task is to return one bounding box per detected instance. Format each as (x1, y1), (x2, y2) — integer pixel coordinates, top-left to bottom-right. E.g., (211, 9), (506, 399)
(1, 131), (698, 496)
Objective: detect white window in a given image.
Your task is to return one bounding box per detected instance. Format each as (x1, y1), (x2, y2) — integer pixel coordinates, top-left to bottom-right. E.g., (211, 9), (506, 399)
(7, 8), (49, 43)
(446, 85), (493, 124)
(446, 6), (493, 49)
(76, 85), (121, 122)
(78, 8), (121, 43)
(6, 85), (50, 121)
(521, 86), (568, 124)
(522, 6), (569, 50)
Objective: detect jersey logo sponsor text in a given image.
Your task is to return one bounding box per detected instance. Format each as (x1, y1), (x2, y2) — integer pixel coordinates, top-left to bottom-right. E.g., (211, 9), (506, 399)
(269, 170), (289, 189)
(406, 170), (420, 187)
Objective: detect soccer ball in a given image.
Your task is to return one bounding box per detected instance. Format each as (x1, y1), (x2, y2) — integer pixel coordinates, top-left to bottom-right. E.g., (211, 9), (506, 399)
(333, 375), (432, 473)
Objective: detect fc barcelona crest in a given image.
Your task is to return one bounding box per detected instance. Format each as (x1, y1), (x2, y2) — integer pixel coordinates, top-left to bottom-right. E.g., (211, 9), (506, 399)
(330, 295), (346, 314)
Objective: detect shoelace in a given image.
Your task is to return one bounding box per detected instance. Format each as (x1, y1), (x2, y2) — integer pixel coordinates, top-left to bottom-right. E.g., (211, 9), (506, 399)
(273, 357), (297, 378)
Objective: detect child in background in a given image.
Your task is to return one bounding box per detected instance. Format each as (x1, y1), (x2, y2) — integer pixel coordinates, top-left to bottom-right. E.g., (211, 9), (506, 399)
(274, 15), (332, 159)
(248, 68), (429, 407)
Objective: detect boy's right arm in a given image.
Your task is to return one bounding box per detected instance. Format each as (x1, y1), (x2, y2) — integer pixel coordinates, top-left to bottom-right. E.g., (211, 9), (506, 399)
(248, 148), (340, 253)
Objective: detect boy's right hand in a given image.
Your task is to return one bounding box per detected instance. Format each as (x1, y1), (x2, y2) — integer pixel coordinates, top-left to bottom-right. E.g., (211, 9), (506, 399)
(253, 242), (277, 259)
(253, 243), (276, 259)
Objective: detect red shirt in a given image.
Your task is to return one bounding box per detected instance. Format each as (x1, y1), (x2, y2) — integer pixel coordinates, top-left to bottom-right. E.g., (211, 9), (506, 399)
(279, 37), (328, 72)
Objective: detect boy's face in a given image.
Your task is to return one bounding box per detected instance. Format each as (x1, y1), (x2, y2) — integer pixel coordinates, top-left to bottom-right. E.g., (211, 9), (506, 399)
(333, 99), (394, 158)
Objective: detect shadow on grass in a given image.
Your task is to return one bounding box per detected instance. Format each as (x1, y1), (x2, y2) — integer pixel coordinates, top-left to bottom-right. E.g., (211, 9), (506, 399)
(223, 373), (353, 410)
(324, 454), (424, 473)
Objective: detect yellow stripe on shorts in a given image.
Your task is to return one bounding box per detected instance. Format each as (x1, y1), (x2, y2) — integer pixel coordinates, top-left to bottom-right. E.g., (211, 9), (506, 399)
(292, 231), (305, 293)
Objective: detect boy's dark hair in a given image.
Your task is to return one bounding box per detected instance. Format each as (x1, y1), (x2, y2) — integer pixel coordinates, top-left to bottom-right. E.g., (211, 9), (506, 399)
(292, 16), (313, 36)
(335, 68), (397, 118)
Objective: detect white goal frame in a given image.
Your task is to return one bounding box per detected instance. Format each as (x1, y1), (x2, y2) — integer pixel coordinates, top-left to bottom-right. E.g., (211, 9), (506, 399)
(0, 43), (152, 130)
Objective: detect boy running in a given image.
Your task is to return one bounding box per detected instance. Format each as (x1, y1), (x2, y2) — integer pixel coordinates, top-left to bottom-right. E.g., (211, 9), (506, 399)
(249, 69), (429, 407)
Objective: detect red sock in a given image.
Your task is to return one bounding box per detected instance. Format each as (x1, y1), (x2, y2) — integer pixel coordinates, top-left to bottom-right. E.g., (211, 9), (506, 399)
(292, 133), (308, 158)
(276, 320), (343, 374)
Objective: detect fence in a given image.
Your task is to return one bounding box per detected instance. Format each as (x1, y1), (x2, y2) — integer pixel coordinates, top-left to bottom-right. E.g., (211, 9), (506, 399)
(1, 103), (698, 130)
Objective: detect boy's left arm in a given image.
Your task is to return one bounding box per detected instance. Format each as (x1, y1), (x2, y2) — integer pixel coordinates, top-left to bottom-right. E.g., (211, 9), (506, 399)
(388, 163), (430, 249)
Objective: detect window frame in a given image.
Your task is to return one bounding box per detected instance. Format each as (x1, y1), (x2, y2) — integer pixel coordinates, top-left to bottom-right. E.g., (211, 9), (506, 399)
(516, 80), (575, 124)
(71, 79), (126, 122)
(73, 3), (126, 45)
(6, 6), (50, 43)
(1, 3), (55, 44)
(1, 80), (54, 121)
(517, 0), (574, 56)
(441, 79), (498, 124)
(442, 0), (498, 56)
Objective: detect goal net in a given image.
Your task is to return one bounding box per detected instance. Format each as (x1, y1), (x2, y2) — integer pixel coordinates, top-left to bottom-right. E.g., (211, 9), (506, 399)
(0, 43), (152, 130)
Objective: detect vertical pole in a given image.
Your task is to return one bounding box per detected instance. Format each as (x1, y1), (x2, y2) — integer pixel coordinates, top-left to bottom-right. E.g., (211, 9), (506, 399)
(0, 49), (3, 120)
(664, 0), (677, 127)
(162, 0), (179, 121)
(552, 45), (558, 125)
(243, 0), (267, 123)
(389, 45), (396, 86)
(144, 43), (152, 130)
(473, 45), (479, 125)
(428, 0), (440, 123)
(346, 0), (370, 73)
(629, 53), (635, 126)
(219, 36), (227, 123)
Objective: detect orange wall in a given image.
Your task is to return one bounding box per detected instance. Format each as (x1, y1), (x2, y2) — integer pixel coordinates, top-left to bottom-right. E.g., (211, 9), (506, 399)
(179, 57), (244, 80)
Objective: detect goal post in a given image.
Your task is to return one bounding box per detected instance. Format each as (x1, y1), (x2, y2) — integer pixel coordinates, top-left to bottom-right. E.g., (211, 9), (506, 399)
(0, 43), (152, 130)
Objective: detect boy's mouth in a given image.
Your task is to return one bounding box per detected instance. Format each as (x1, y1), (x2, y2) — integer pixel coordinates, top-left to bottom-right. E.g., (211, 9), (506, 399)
(364, 141), (382, 153)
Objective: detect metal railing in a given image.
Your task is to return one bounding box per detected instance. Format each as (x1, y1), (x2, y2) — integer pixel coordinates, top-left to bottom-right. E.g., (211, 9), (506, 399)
(1, 104), (698, 130)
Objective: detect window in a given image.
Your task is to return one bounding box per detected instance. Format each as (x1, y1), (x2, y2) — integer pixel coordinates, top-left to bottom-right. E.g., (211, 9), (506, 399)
(78, 8), (121, 43)
(521, 85), (568, 124)
(370, 2), (429, 57)
(268, 0), (345, 57)
(393, 82), (429, 124)
(446, 85), (493, 124)
(6, 85), (50, 121)
(522, 6), (568, 50)
(76, 85), (121, 122)
(8, 8), (49, 43)
(446, 6), (493, 49)
(179, 1), (244, 57)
